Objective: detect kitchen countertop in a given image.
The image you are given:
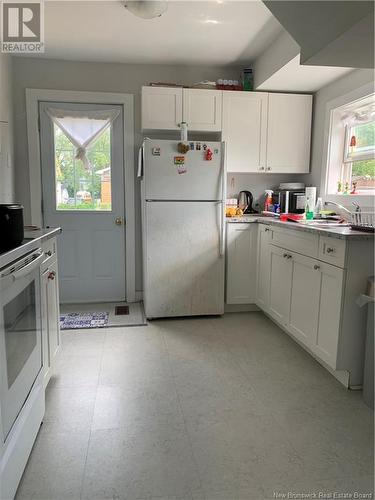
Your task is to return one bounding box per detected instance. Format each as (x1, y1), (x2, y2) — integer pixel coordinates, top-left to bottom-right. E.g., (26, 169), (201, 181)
(0, 227), (61, 269)
(226, 216), (374, 240)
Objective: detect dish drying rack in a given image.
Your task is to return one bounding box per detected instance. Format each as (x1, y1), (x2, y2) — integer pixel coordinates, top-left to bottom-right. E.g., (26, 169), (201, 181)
(350, 211), (375, 232)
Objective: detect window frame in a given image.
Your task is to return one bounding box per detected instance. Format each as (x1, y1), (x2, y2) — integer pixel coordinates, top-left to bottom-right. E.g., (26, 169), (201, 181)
(343, 119), (375, 163)
(322, 84), (375, 207)
(342, 119), (375, 194)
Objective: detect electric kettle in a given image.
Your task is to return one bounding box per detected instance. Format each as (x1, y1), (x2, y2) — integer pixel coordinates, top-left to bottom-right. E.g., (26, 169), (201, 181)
(238, 191), (257, 214)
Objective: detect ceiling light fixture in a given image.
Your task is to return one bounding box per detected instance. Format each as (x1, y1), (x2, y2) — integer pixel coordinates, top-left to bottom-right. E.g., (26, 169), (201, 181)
(204, 19), (220, 24)
(123, 1), (168, 19)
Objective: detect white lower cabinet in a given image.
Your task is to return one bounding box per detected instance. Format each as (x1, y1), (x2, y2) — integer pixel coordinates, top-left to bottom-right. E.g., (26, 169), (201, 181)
(266, 244), (343, 370)
(255, 225), (272, 310)
(226, 223), (257, 304)
(268, 245), (292, 326)
(41, 239), (61, 386)
(288, 252), (321, 347)
(252, 223), (374, 386)
(313, 262), (344, 368)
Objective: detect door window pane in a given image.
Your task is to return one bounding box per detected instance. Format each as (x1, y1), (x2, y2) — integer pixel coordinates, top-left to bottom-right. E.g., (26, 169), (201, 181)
(54, 124), (112, 211)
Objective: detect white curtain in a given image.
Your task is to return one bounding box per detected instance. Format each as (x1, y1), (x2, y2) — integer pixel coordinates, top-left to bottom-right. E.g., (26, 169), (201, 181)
(341, 103), (375, 126)
(47, 108), (120, 170)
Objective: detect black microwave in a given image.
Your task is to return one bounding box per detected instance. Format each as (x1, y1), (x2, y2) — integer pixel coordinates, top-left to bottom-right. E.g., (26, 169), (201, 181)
(272, 190), (306, 214)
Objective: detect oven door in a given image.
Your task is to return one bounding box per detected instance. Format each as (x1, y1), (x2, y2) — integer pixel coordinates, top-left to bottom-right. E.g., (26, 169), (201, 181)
(0, 251), (44, 440)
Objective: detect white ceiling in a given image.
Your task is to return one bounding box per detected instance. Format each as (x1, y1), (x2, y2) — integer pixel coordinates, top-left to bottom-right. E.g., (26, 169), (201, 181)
(39, 0), (283, 65)
(256, 54), (354, 92)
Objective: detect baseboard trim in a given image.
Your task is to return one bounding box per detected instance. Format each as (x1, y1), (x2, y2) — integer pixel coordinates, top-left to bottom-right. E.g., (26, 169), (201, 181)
(224, 303), (260, 313)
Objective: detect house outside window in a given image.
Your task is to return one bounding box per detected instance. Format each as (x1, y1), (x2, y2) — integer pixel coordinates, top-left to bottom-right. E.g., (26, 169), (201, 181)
(342, 113), (375, 194)
(325, 93), (375, 200)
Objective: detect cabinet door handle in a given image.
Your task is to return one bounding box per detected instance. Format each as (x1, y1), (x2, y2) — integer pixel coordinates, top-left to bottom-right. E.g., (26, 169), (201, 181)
(48, 271), (56, 280)
(287, 254), (292, 259)
(314, 264), (320, 270)
(259, 167), (265, 171)
(266, 167), (271, 171)
(326, 247), (334, 253)
(265, 227), (270, 232)
(45, 250), (52, 257)
(283, 253), (288, 258)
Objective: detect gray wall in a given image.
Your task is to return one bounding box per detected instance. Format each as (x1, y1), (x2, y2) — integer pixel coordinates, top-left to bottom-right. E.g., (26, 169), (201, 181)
(253, 29), (299, 89)
(0, 54), (14, 203)
(12, 57), (241, 291)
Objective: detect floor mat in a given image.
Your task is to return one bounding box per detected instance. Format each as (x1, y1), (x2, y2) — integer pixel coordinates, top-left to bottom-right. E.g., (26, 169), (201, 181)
(60, 312), (109, 330)
(60, 302), (146, 328)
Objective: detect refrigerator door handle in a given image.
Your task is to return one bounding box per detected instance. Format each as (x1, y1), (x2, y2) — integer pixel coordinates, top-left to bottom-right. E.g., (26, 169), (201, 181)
(137, 138), (148, 178)
(219, 141), (227, 257)
(219, 201), (226, 257)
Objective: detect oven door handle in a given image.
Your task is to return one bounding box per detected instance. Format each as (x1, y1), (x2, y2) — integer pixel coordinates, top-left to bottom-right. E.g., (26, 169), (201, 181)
(11, 252), (44, 281)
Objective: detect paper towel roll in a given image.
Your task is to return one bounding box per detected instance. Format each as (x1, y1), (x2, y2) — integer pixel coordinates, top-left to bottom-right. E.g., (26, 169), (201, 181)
(305, 187), (317, 210)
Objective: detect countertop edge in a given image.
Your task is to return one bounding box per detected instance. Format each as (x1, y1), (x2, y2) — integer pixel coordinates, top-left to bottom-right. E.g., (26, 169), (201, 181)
(0, 227), (61, 269)
(23, 227), (62, 243)
(226, 217), (374, 241)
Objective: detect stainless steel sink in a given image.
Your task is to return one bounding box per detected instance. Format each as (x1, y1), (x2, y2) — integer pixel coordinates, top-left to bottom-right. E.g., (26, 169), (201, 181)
(300, 220), (350, 228)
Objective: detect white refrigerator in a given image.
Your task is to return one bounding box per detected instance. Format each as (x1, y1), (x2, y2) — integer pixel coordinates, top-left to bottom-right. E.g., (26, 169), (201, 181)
(140, 138), (226, 319)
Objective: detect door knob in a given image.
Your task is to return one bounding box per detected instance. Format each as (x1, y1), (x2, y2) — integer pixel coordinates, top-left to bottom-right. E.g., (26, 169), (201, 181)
(115, 217), (123, 226)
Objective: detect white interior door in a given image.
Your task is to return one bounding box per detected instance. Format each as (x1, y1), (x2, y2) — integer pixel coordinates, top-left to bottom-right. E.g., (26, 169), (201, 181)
(39, 101), (126, 303)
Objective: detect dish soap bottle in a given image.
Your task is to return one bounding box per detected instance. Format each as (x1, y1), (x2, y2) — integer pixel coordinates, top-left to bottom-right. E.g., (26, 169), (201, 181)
(305, 196), (314, 220)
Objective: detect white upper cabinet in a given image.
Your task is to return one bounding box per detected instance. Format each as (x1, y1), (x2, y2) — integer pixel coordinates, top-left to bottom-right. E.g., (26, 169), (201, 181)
(142, 86), (222, 132)
(183, 89), (222, 132)
(0, 53), (11, 123)
(222, 91), (267, 173)
(266, 93), (312, 174)
(142, 86), (183, 130)
(141, 87), (313, 174)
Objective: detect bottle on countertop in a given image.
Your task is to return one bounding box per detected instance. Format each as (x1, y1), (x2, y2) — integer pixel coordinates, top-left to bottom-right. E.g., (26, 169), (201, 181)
(314, 197), (323, 216)
(305, 197), (314, 220)
(264, 190), (273, 212)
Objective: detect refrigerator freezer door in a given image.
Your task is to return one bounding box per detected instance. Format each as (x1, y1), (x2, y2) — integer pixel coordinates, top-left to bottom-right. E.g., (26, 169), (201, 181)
(143, 201), (225, 318)
(144, 139), (224, 201)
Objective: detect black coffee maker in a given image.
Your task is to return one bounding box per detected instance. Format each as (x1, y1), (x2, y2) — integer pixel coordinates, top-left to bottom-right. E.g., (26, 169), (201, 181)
(238, 191), (257, 214)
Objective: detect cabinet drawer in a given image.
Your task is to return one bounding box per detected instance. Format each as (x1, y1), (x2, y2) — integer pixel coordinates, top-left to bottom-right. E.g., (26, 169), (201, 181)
(42, 237), (57, 268)
(318, 237), (346, 268)
(270, 226), (319, 258)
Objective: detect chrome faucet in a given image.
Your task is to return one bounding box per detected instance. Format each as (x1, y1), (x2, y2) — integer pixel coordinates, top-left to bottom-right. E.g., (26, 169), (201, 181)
(324, 201), (352, 215)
